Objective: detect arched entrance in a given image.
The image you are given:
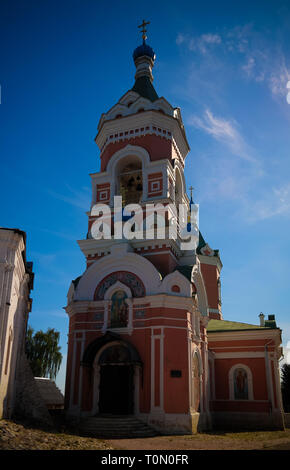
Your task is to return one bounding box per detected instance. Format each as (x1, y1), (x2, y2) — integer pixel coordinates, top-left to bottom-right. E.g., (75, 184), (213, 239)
(98, 344), (134, 414)
(81, 332), (142, 416)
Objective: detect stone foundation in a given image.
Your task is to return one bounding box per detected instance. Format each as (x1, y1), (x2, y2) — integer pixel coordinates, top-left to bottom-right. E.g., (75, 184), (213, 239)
(140, 411), (210, 435)
(212, 411), (285, 431)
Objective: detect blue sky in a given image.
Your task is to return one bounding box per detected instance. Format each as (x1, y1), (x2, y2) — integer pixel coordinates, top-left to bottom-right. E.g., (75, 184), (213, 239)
(1, 0), (290, 392)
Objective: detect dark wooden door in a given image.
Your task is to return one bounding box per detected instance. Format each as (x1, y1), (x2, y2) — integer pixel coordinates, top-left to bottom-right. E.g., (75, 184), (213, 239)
(98, 365), (134, 414)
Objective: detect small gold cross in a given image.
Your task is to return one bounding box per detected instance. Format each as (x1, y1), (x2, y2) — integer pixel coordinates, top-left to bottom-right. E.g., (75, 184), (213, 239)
(138, 19), (150, 42)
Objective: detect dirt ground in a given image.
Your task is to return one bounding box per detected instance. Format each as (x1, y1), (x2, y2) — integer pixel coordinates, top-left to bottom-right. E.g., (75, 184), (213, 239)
(0, 419), (113, 450)
(1, 419), (290, 450)
(104, 429), (290, 450)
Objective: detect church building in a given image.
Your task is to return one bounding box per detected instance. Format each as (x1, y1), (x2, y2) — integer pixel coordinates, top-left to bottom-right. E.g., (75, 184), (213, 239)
(64, 25), (284, 434)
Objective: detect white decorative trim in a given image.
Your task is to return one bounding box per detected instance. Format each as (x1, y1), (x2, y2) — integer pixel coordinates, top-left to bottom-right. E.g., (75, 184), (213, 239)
(104, 281), (132, 300)
(150, 327), (165, 413)
(65, 295), (199, 319)
(191, 348), (203, 413)
(214, 352), (265, 359)
(95, 111), (190, 161)
(208, 329), (281, 343)
(161, 270), (192, 297)
(74, 249), (162, 300)
(191, 262), (209, 317)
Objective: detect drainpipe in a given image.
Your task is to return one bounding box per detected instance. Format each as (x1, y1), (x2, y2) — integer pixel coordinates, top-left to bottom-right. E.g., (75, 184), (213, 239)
(264, 341), (275, 414)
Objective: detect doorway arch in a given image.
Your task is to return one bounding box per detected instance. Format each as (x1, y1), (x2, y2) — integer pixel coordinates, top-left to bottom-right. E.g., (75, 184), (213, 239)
(82, 333), (142, 416)
(98, 343), (134, 414)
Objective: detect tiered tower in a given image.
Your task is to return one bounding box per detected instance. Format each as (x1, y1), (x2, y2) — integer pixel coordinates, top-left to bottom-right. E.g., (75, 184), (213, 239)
(64, 27), (223, 434)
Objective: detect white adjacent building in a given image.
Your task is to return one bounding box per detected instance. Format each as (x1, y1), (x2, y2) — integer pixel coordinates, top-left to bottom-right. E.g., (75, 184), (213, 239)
(0, 228), (34, 419)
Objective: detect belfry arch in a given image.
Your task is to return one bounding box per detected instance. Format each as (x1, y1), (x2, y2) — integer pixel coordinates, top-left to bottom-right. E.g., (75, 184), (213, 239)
(116, 155), (143, 206)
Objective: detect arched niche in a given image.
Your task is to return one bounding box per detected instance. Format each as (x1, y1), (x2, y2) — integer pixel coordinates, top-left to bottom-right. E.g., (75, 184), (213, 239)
(107, 145), (151, 204)
(229, 364), (254, 401)
(102, 281), (133, 333)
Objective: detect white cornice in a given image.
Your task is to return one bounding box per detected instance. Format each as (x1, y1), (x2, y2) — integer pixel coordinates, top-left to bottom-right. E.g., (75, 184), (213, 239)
(95, 111), (190, 160)
(65, 294), (196, 318)
(213, 352), (265, 359)
(208, 328), (282, 345)
(78, 236), (183, 259)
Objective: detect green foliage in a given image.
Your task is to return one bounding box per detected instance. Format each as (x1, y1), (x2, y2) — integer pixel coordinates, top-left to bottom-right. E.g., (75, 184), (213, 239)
(281, 363), (290, 412)
(25, 326), (62, 380)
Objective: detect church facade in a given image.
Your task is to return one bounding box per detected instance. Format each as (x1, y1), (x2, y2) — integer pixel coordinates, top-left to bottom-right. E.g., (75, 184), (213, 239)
(64, 33), (284, 433)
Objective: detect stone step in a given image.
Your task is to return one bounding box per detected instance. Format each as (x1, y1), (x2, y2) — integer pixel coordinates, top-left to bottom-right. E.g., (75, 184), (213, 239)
(79, 415), (158, 438)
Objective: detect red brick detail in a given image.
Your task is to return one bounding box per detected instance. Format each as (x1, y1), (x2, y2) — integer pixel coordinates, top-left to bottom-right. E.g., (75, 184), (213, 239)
(100, 135), (173, 171)
(148, 172), (163, 196)
(200, 263), (220, 313)
(142, 252), (177, 278)
(96, 183), (110, 203)
(164, 328), (189, 413)
(212, 357), (268, 401)
(148, 172), (163, 179)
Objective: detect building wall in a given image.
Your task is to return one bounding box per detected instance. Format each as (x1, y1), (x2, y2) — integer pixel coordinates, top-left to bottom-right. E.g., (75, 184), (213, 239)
(0, 229), (29, 418)
(208, 332), (284, 429)
(0, 228), (52, 424)
(64, 288), (208, 435)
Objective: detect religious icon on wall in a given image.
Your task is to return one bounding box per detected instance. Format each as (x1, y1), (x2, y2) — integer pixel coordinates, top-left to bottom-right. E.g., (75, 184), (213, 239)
(234, 368), (248, 400)
(110, 290), (128, 328)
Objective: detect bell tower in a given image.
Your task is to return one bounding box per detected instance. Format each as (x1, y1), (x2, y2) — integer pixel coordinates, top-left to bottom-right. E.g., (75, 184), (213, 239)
(79, 25), (196, 278)
(65, 24), (218, 434)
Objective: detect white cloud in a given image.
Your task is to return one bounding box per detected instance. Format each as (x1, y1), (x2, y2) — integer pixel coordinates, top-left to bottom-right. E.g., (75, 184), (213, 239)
(32, 308), (67, 319)
(176, 32), (222, 55)
(248, 182), (290, 221)
(176, 25), (290, 101)
(47, 184), (90, 210)
(201, 33), (222, 45)
(268, 60), (290, 97)
(188, 109), (256, 162)
(241, 56), (255, 76)
(176, 33), (186, 45)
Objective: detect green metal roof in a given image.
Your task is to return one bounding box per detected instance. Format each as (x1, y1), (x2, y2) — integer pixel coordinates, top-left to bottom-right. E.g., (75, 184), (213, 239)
(132, 76), (159, 102)
(196, 231), (206, 254)
(207, 318), (277, 332)
(175, 265), (193, 281)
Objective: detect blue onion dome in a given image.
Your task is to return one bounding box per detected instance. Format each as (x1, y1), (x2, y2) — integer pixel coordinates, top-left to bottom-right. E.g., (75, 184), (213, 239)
(133, 42), (156, 61)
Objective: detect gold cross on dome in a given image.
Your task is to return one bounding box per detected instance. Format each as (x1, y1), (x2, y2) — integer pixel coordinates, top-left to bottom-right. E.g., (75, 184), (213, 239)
(138, 19), (150, 42)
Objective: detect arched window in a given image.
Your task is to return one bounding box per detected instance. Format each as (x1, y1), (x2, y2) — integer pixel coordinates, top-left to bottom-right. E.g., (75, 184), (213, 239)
(117, 157), (143, 206)
(229, 364), (253, 400)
